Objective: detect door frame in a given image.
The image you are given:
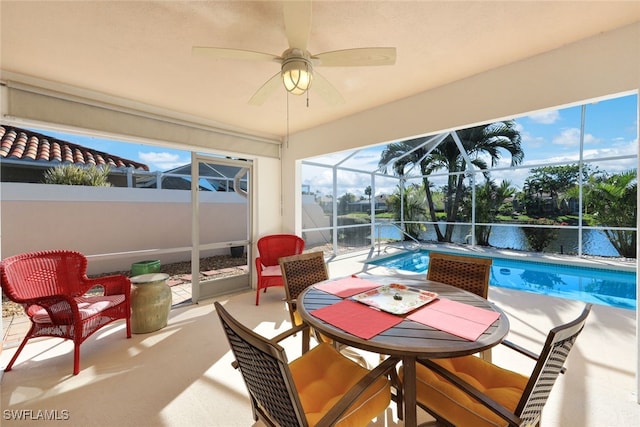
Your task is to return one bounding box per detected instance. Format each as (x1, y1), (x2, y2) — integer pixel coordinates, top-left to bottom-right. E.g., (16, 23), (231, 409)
(190, 152), (253, 302)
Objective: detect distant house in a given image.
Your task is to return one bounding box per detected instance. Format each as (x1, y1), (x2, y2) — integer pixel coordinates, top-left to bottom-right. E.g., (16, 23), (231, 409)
(135, 162), (249, 192)
(0, 125), (148, 187)
(347, 196), (388, 214)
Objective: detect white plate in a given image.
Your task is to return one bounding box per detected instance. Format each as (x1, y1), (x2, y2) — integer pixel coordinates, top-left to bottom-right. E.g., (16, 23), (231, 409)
(351, 284), (438, 315)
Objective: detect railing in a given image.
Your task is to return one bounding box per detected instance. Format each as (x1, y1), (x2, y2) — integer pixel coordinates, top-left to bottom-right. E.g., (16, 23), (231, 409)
(106, 167), (248, 191)
(303, 217), (637, 259)
(375, 222), (421, 255)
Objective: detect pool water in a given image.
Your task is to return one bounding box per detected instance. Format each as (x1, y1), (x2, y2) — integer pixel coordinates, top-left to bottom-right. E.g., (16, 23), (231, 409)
(367, 251), (637, 310)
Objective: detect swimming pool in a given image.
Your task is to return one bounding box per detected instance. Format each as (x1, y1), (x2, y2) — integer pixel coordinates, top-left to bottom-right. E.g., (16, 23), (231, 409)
(366, 250), (637, 310)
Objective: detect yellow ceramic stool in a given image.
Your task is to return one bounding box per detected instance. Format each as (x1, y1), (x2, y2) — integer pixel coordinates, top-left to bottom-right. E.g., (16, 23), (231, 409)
(130, 273), (171, 334)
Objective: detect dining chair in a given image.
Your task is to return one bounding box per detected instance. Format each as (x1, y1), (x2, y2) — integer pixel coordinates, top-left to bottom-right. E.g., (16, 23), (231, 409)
(0, 250), (132, 375)
(255, 234), (305, 305)
(427, 251), (494, 360)
(403, 304), (592, 427)
(214, 301), (399, 427)
(279, 251), (327, 352)
(426, 252), (492, 299)
(279, 251), (369, 367)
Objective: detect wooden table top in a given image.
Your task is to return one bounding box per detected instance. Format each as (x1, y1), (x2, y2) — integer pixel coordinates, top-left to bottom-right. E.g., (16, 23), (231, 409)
(298, 276), (510, 358)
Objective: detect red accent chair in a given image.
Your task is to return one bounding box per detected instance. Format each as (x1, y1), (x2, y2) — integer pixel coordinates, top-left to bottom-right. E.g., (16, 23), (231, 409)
(0, 250), (132, 375)
(254, 234), (304, 305)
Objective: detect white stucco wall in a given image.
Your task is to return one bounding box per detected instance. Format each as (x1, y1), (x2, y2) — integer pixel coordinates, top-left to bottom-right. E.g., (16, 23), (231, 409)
(0, 183), (249, 274)
(252, 155), (285, 252)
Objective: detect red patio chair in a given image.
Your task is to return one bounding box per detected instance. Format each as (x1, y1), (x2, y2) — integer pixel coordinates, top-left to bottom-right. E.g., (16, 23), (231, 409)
(0, 250), (132, 375)
(254, 234), (304, 305)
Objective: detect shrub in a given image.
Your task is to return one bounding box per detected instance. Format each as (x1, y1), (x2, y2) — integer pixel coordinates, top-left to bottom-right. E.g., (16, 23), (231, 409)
(522, 218), (559, 252)
(43, 164), (112, 187)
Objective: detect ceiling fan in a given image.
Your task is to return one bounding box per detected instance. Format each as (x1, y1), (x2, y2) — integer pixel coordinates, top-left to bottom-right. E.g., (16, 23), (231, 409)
(192, 0), (396, 106)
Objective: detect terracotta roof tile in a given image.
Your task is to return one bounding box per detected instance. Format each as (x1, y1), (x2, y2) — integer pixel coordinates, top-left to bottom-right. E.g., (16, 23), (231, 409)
(0, 125), (149, 171)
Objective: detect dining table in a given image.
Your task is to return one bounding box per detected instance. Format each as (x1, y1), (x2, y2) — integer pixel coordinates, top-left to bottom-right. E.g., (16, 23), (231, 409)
(297, 274), (510, 427)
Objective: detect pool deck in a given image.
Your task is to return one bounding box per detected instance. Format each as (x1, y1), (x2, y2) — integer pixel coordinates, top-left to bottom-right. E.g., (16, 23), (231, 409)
(3, 244), (635, 350)
(2, 246), (638, 426)
(327, 246), (639, 426)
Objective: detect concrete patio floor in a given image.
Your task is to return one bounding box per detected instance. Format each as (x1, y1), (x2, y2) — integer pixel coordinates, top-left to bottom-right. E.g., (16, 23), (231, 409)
(2, 247), (638, 426)
(1, 280), (194, 351)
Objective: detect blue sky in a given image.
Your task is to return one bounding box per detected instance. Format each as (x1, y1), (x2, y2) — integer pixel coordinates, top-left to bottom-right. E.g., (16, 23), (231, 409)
(31, 130), (193, 171)
(302, 93), (638, 196)
(30, 93), (637, 195)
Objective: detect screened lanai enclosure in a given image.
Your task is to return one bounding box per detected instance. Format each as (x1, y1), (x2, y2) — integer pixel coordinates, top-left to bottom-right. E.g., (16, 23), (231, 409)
(135, 160), (249, 192)
(301, 93), (638, 260)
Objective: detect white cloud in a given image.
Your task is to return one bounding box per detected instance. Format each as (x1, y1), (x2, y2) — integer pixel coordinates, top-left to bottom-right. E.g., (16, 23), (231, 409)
(303, 165), (399, 198)
(552, 128), (599, 146)
(582, 140), (639, 161)
(139, 151), (187, 170)
(528, 110), (560, 124)
(519, 129), (545, 149)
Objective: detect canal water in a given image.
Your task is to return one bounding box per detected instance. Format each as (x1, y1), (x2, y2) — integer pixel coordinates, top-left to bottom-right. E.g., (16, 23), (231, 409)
(374, 222), (620, 257)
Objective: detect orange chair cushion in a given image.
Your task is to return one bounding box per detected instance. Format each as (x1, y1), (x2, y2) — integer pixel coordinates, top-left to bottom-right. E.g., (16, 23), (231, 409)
(293, 310), (303, 326)
(290, 343), (390, 426)
(402, 355), (528, 427)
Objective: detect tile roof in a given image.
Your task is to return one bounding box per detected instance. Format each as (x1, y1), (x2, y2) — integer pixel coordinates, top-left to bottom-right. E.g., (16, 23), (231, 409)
(0, 125), (149, 171)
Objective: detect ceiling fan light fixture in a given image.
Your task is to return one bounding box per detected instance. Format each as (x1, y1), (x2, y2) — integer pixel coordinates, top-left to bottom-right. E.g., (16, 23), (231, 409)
(281, 51), (313, 95)
(194, 3), (396, 106)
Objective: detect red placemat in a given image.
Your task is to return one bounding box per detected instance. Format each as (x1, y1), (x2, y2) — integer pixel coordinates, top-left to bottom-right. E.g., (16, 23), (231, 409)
(314, 276), (380, 298)
(407, 298), (500, 341)
(310, 299), (403, 340)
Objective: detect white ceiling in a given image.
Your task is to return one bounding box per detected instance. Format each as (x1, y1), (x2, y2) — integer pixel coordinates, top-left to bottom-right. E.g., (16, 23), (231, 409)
(1, 1), (639, 140)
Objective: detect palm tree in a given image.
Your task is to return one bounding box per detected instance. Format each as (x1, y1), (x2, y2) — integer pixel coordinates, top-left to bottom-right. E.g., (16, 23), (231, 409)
(464, 179), (516, 246)
(379, 138), (444, 239)
(379, 121), (523, 242)
(387, 184), (427, 241)
(583, 169), (637, 258)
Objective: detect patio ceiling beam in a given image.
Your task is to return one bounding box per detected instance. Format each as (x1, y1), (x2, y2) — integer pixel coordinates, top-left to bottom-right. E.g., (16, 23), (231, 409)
(1, 78), (281, 159)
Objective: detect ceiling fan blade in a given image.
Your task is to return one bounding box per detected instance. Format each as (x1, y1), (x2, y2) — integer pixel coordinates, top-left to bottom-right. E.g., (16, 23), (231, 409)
(192, 46), (280, 63)
(283, 0), (312, 50)
(248, 72), (282, 106)
(311, 72), (345, 106)
(313, 47), (397, 67)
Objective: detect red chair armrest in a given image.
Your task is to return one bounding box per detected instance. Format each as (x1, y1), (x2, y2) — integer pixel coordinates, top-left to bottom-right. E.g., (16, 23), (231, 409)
(25, 294), (79, 324)
(255, 257), (264, 277)
(24, 294), (69, 309)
